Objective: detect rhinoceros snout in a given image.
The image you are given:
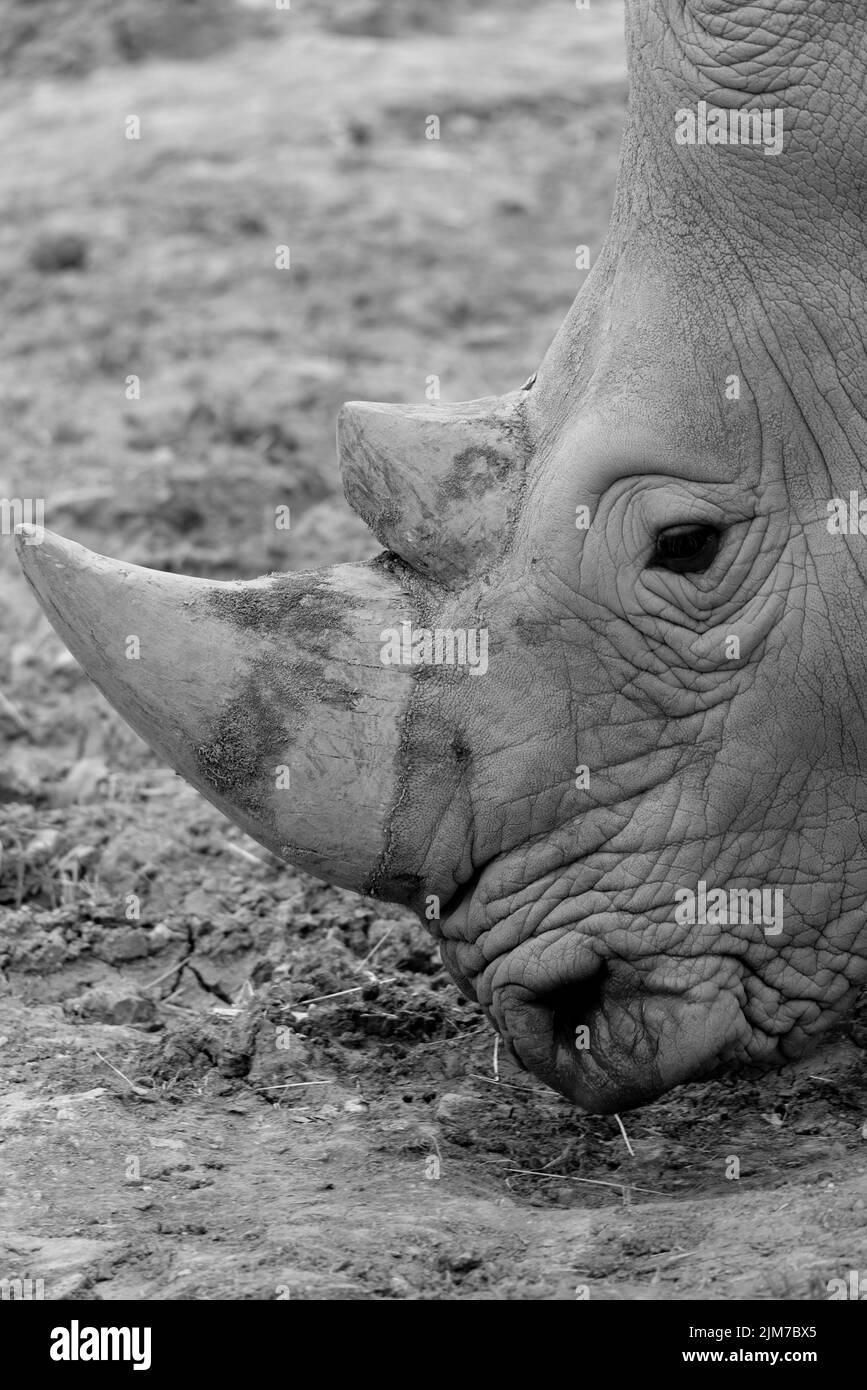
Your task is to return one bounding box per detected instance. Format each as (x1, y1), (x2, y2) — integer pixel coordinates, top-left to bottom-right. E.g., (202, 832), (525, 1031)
(457, 922), (747, 1113)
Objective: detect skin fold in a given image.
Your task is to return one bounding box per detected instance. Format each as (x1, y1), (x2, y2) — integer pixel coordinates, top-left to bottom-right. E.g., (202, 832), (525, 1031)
(16, 2), (867, 1112)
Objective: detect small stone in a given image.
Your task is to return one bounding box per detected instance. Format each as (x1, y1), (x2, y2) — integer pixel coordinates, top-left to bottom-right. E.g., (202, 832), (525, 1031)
(183, 887), (215, 918)
(64, 986), (156, 1029)
(435, 1092), (486, 1125)
(98, 928), (150, 962)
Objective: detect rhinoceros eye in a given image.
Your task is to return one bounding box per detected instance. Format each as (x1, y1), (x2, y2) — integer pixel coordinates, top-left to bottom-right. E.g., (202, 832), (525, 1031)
(650, 523), (720, 575)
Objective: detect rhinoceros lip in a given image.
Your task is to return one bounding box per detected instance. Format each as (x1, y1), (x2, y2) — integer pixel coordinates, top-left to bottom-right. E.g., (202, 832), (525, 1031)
(438, 873), (624, 1105)
(473, 930), (606, 1106)
(489, 934), (749, 1111)
(494, 977), (615, 1109)
(439, 871), (665, 1110)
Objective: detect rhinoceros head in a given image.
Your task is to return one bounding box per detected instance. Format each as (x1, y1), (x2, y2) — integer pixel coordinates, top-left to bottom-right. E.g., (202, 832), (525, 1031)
(17, 1), (867, 1111)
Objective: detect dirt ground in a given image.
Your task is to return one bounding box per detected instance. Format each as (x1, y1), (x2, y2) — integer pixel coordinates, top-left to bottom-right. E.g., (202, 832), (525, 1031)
(2, 0), (867, 1301)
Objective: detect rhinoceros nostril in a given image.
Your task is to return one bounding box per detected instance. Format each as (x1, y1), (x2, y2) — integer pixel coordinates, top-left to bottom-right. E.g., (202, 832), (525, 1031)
(537, 967), (609, 1053)
(493, 963), (610, 1105)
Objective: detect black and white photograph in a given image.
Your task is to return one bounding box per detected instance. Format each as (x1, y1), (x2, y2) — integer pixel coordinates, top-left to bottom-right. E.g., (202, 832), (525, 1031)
(1, 0), (866, 1343)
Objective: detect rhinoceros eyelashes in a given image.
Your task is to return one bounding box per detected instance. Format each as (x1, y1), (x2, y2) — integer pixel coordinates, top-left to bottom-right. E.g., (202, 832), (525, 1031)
(649, 523), (721, 575)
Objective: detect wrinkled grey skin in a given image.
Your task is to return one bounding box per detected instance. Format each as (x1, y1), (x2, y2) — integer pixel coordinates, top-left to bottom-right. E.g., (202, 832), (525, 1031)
(371, 1), (867, 1111)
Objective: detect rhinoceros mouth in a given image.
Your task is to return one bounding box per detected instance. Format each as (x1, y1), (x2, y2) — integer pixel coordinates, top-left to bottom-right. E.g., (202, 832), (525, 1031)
(493, 956), (761, 1114)
(495, 968), (617, 1110)
(493, 968), (628, 1112)
(476, 923), (746, 1113)
(437, 873), (638, 1107)
(438, 835), (770, 1110)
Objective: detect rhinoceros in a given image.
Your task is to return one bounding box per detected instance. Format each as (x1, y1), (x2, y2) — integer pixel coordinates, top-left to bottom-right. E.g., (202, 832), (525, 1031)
(15, 0), (867, 1113)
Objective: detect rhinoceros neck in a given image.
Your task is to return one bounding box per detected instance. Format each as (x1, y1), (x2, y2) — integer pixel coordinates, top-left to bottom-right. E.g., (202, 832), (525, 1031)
(622, 0), (867, 264)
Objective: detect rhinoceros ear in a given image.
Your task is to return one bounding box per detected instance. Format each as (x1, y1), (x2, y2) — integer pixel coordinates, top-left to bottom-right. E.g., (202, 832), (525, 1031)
(338, 391), (529, 585)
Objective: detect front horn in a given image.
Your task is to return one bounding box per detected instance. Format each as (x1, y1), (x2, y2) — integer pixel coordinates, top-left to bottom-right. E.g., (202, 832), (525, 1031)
(14, 525), (417, 894)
